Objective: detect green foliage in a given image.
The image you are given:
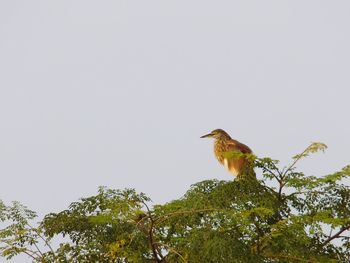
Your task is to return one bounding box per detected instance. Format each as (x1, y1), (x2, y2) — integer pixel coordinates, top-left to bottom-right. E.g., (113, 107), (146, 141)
(1, 142), (350, 262)
(0, 201), (51, 262)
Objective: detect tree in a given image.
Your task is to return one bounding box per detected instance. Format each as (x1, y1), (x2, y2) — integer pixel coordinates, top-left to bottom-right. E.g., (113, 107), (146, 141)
(1, 143), (350, 262)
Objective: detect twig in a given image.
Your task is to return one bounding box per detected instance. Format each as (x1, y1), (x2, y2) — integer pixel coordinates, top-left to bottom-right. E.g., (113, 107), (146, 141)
(322, 225), (350, 246)
(22, 250), (37, 260)
(26, 223), (55, 255)
(283, 146), (311, 177)
(259, 165), (280, 182)
(141, 200), (165, 262)
(31, 241), (44, 258)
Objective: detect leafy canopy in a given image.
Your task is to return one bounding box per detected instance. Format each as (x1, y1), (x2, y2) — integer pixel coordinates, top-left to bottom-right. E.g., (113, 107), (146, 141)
(1, 142), (350, 262)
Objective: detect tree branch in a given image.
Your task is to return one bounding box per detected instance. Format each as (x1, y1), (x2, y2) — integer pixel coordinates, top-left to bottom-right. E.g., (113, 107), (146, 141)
(322, 225), (350, 246)
(283, 145), (313, 177)
(141, 200), (165, 263)
(26, 223), (55, 255)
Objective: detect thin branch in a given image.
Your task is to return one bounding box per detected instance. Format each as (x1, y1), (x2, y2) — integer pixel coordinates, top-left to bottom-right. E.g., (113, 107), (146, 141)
(328, 228), (333, 240)
(26, 223), (55, 255)
(141, 200), (165, 263)
(322, 225), (350, 246)
(283, 146), (311, 177)
(15, 232), (44, 258)
(31, 241), (44, 258)
(22, 250), (37, 260)
(260, 165), (280, 183)
(25, 248), (43, 259)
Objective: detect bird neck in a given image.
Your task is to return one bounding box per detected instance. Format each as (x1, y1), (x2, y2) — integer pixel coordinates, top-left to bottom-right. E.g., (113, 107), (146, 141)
(214, 138), (230, 150)
(213, 138), (230, 163)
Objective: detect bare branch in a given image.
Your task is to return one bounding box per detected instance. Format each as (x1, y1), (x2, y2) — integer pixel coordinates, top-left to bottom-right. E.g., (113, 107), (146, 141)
(140, 200), (165, 263)
(322, 225), (350, 246)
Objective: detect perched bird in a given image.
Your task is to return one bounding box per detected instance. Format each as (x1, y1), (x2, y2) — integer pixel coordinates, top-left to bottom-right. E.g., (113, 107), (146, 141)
(201, 129), (255, 179)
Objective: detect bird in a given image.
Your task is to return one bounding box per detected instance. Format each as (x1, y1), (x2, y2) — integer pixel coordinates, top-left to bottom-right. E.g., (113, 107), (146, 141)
(201, 129), (255, 179)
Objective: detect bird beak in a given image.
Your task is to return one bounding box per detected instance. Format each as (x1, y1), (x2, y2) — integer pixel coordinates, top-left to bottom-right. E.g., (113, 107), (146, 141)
(200, 132), (213, 138)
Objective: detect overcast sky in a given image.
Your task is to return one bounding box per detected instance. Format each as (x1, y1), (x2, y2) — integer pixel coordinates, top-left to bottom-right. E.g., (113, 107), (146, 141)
(1, 2), (350, 256)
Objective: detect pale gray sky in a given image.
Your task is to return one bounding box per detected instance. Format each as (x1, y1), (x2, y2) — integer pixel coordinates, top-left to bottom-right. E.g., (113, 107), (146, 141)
(0, 1), (350, 251)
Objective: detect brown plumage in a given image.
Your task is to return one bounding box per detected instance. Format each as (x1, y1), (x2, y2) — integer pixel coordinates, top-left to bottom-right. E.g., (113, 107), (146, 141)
(201, 129), (255, 179)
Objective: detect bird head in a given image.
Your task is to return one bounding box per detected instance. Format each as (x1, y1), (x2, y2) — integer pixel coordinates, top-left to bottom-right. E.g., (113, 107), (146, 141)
(200, 129), (231, 140)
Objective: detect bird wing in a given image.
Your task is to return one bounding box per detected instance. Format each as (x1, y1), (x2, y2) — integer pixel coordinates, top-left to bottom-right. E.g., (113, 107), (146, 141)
(222, 139), (253, 177)
(225, 139), (253, 154)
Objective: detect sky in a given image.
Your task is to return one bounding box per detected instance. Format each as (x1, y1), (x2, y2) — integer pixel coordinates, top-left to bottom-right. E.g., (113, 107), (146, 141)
(1, 1), (350, 260)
